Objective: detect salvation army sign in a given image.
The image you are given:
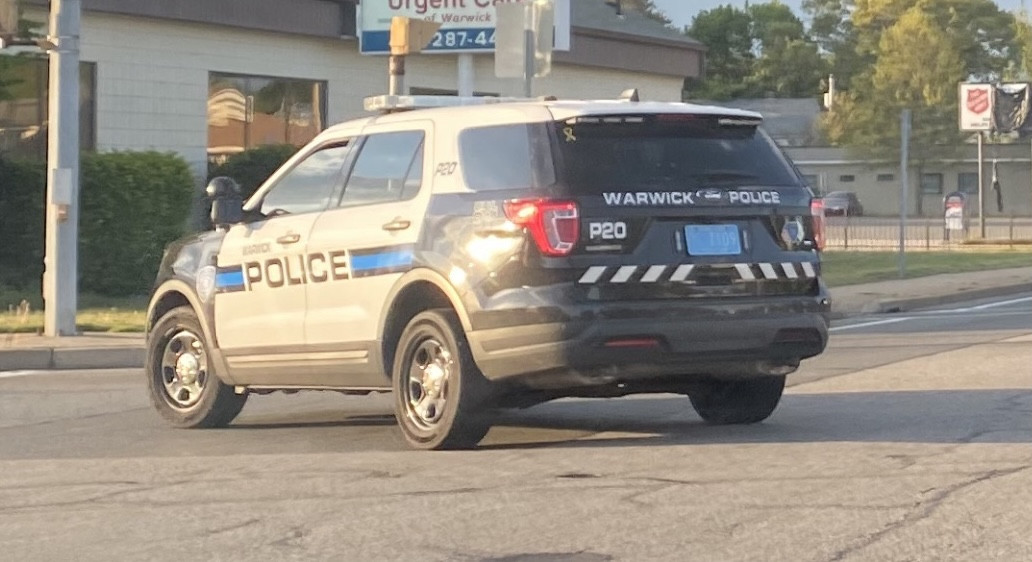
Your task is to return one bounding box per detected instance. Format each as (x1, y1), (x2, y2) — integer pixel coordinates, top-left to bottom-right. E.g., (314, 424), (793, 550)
(359, 0), (570, 55)
(959, 83), (993, 131)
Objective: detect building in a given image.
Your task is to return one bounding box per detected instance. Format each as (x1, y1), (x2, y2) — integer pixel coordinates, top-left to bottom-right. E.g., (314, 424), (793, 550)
(0, 0), (704, 178)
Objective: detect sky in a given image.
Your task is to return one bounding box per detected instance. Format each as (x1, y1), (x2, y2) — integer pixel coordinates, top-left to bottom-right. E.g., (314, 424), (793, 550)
(651, 0), (1027, 28)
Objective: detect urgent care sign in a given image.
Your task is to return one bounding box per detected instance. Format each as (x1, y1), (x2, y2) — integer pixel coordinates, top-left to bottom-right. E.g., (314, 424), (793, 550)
(359, 0), (570, 54)
(959, 83), (993, 131)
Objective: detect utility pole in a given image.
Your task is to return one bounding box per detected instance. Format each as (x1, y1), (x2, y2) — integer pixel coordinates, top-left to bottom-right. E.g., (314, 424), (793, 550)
(43, 0), (82, 336)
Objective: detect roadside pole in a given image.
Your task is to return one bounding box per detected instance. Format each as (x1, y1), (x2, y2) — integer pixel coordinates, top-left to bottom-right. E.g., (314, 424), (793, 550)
(899, 109), (910, 279)
(522, 3), (534, 97)
(978, 131), (986, 238)
(457, 53), (474, 96)
(44, 0), (82, 337)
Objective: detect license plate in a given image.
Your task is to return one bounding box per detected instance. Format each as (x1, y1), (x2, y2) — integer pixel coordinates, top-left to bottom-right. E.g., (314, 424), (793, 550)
(685, 224), (742, 256)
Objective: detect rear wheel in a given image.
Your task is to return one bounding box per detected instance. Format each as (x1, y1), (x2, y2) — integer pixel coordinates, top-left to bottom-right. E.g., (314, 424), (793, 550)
(146, 306), (247, 428)
(392, 310), (492, 450)
(688, 376), (785, 425)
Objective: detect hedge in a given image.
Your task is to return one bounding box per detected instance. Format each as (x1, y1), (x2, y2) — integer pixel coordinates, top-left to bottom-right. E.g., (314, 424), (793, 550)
(208, 144), (297, 200)
(0, 151), (195, 297)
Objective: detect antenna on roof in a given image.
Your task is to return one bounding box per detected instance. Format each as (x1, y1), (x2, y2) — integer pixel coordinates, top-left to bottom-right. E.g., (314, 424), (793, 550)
(618, 88), (640, 102)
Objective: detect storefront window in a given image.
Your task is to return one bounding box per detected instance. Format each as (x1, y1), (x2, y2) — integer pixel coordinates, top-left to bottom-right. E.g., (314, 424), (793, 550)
(0, 55), (96, 161)
(207, 72), (327, 165)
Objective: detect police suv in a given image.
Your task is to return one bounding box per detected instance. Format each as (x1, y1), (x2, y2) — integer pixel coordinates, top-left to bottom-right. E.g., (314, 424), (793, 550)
(145, 93), (831, 450)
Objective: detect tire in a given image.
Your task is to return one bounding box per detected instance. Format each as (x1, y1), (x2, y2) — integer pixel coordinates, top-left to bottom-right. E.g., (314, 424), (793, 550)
(688, 376), (785, 425)
(391, 310), (492, 450)
(146, 306), (247, 428)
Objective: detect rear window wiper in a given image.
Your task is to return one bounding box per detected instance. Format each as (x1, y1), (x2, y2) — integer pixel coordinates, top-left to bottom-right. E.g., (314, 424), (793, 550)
(690, 170), (761, 183)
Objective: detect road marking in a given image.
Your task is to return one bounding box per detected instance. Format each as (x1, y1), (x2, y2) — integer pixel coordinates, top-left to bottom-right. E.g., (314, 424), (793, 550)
(830, 317), (914, 332)
(921, 296), (1032, 314)
(0, 370), (46, 379)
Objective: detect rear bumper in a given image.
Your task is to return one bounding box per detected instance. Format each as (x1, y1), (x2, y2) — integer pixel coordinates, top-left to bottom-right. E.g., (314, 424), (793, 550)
(466, 295), (832, 389)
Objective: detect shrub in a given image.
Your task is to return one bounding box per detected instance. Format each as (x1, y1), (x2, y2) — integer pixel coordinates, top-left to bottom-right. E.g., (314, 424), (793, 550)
(79, 151), (194, 296)
(208, 144), (297, 200)
(0, 151), (194, 297)
(0, 158), (46, 291)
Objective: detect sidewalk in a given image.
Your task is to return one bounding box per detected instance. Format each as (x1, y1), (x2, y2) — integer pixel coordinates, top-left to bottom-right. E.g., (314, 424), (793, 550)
(2, 266), (1030, 372)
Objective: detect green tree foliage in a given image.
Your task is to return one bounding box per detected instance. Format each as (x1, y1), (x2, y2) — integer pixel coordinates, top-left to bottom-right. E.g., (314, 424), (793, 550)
(0, 152), (195, 296)
(208, 144), (297, 200)
(620, 0), (671, 25)
(685, 2), (826, 100)
(824, 0), (1017, 160)
(685, 5), (755, 99)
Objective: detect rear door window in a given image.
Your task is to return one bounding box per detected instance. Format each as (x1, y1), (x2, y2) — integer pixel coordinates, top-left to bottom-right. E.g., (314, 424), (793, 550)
(458, 123), (556, 191)
(554, 114), (803, 193)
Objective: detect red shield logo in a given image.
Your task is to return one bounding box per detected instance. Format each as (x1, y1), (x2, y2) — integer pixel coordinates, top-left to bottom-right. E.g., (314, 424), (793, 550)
(967, 88), (990, 114)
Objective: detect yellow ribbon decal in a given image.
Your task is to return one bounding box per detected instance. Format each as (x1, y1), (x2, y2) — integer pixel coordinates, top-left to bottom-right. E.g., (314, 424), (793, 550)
(563, 127), (577, 142)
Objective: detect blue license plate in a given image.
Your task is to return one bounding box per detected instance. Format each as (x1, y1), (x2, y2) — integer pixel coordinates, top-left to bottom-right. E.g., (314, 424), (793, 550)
(685, 224), (742, 256)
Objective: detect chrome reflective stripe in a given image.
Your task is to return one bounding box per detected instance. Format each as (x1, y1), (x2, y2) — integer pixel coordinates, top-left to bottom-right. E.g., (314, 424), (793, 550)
(759, 263), (778, 280)
(670, 264), (695, 282)
(578, 266), (608, 284)
(610, 266), (638, 283)
(640, 265), (667, 283)
(735, 264), (756, 281)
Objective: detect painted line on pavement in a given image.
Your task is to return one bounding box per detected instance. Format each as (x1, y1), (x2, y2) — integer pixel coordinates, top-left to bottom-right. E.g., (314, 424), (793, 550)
(830, 317), (914, 332)
(0, 370), (47, 379)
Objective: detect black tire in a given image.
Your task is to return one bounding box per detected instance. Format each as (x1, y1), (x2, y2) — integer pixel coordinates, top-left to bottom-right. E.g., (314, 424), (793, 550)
(688, 376), (785, 425)
(391, 310), (492, 450)
(146, 306), (247, 428)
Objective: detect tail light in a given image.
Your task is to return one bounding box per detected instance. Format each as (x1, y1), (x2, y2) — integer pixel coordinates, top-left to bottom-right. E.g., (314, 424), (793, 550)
(810, 198), (826, 251)
(503, 199), (580, 256)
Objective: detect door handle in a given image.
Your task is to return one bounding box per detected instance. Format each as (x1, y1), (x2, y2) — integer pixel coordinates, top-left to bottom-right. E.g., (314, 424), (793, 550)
(276, 233), (301, 245)
(382, 218), (411, 232)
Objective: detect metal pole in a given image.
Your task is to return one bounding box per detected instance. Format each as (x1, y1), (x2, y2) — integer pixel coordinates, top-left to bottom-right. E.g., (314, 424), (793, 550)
(523, 3), (534, 98)
(457, 53), (474, 97)
(43, 0), (81, 337)
(899, 109), (910, 279)
(978, 132), (985, 238)
(388, 54), (404, 96)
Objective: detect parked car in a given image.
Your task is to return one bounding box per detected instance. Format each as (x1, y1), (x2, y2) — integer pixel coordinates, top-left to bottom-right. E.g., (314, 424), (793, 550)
(822, 191), (864, 216)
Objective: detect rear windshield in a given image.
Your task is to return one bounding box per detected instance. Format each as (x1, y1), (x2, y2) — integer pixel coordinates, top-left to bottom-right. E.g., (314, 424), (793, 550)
(554, 114), (803, 192)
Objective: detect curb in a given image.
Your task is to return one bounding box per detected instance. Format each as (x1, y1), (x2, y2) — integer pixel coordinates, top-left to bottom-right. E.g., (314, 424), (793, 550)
(2, 283), (1028, 371)
(0, 346), (144, 372)
(829, 282), (1031, 320)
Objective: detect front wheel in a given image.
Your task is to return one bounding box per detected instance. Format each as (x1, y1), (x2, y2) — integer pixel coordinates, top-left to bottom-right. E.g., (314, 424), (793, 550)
(392, 310), (492, 450)
(146, 306), (247, 428)
(688, 376), (785, 425)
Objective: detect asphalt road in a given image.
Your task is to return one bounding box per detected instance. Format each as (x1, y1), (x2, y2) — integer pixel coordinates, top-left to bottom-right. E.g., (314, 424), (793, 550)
(1, 294), (1030, 561)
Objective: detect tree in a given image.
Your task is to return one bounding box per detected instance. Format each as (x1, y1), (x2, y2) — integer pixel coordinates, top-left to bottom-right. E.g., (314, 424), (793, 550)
(823, 3), (971, 214)
(747, 1), (828, 97)
(617, 0), (670, 25)
(684, 5), (756, 100)
(684, 2), (826, 100)
(802, 0), (864, 89)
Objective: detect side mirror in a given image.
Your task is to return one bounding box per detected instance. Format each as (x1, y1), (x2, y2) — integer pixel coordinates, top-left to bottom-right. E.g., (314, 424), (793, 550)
(206, 176), (243, 229)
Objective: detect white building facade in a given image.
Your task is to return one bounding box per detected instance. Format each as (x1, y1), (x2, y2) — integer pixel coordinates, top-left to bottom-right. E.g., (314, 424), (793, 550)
(3, 0), (704, 178)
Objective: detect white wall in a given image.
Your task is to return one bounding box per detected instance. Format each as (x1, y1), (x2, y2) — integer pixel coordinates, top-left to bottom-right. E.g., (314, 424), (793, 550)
(77, 12), (685, 178)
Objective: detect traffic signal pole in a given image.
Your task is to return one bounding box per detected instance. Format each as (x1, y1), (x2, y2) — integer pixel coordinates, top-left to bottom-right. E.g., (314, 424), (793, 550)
(43, 0), (81, 336)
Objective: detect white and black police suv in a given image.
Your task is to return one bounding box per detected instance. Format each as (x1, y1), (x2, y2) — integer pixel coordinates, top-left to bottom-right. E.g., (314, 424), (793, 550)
(145, 92), (831, 450)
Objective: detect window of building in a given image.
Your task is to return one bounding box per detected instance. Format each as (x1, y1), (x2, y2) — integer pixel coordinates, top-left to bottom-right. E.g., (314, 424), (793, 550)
(207, 72), (327, 166)
(877, 173), (894, 182)
(958, 172), (979, 194)
(0, 55), (96, 161)
(340, 131), (425, 207)
(839, 174), (855, 182)
(920, 172), (943, 194)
